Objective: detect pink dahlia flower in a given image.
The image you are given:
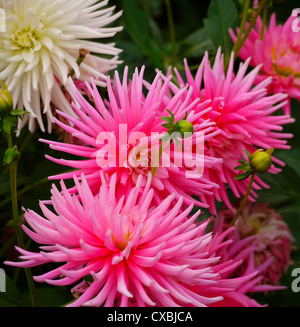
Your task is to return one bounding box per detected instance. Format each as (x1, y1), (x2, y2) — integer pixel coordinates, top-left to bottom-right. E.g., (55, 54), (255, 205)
(165, 49), (294, 213)
(41, 66), (222, 209)
(215, 202), (294, 286)
(205, 238), (283, 307)
(230, 14), (300, 114)
(5, 173), (266, 307)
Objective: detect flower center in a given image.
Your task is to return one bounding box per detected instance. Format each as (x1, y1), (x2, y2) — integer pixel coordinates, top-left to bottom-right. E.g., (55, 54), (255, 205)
(8, 11), (45, 54)
(111, 213), (138, 251)
(272, 46), (300, 78)
(12, 26), (38, 49)
(114, 232), (131, 251)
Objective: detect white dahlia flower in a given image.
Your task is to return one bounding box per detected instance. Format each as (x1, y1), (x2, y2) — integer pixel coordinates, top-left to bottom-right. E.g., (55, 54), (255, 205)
(0, 0), (122, 133)
(0, 7), (5, 32)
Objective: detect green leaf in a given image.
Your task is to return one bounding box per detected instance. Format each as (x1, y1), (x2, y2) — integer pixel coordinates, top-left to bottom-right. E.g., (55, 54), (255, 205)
(204, 0), (239, 59)
(121, 0), (163, 69)
(23, 287), (72, 307)
(256, 164), (300, 207)
(6, 214), (23, 227)
(3, 146), (20, 166)
(276, 149), (300, 179)
(1, 115), (17, 135)
(0, 275), (27, 307)
(180, 27), (214, 58)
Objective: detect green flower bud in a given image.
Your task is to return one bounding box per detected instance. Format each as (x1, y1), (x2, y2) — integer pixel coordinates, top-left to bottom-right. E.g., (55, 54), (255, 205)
(249, 148), (273, 174)
(175, 119), (194, 138)
(0, 80), (13, 117)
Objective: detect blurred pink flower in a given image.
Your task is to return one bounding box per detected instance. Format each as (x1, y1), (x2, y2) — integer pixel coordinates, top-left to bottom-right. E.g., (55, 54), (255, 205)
(4, 173), (267, 307)
(165, 49), (294, 213)
(230, 14), (300, 114)
(215, 202), (294, 286)
(41, 66), (222, 210)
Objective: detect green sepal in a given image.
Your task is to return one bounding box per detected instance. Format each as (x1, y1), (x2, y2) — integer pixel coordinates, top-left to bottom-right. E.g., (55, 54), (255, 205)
(161, 123), (170, 129)
(165, 109), (175, 120)
(233, 171), (253, 181)
(234, 160), (250, 171)
(243, 149), (252, 159)
(10, 109), (29, 116)
(234, 164), (248, 171)
(161, 109), (175, 131)
(161, 116), (173, 123)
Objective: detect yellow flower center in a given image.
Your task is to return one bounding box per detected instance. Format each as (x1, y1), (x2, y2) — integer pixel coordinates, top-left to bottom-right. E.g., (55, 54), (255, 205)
(114, 233), (131, 251)
(12, 26), (37, 49)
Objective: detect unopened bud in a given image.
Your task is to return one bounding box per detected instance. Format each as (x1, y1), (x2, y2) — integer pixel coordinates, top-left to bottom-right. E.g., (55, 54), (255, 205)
(0, 80), (13, 117)
(249, 148), (273, 174)
(175, 119), (194, 138)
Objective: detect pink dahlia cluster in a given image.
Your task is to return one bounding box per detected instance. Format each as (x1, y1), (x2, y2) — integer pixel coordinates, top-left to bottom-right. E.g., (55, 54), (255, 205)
(230, 14), (300, 114)
(5, 174), (279, 307)
(215, 202), (294, 286)
(164, 49), (294, 212)
(41, 67), (222, 210)
(6, 43), (295, 305)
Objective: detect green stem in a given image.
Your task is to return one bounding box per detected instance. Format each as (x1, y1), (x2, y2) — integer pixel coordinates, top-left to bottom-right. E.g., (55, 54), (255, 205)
(2, 132), (33, 176)
(6, 132), (38, 307)
(68, 49), (90, 79)
(229, 173), (255, 228)
(260, 0), (269, 40)
(232, 0), (269, 62)
(164, 0), (177, 67)
(231, 0), (251, 57)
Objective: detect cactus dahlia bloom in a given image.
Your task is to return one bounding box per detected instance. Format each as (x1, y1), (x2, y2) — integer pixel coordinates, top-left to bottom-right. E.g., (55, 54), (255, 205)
(166, 49), (294, 213)
(0, 7), (5, 32)
(41, 66), (222, 210)
(0, 0), (122, 133)
(4, 173), (266, 307)
(230, 14), (300, 115)
(215, 202), (294, 286)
